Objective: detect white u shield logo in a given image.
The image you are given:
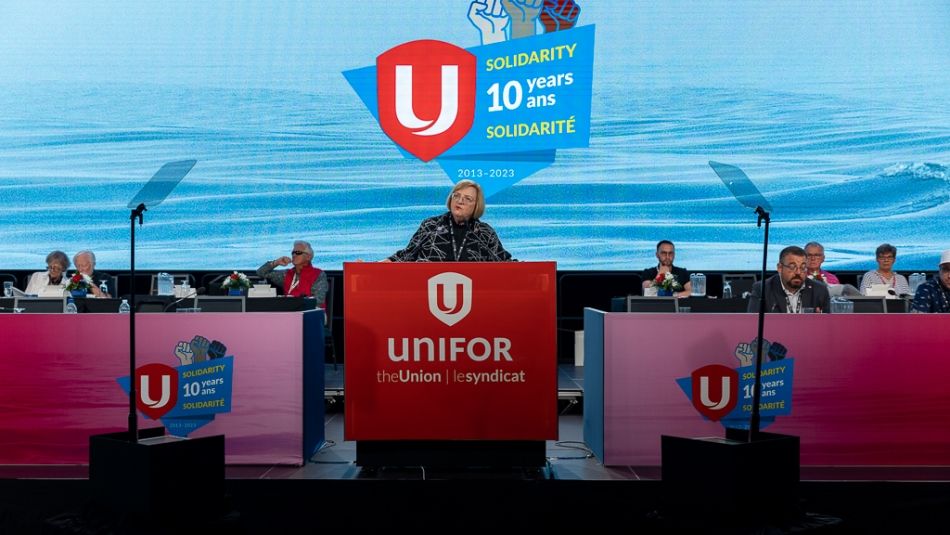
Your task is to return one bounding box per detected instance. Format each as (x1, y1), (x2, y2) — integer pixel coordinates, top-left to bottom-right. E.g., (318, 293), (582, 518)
(428, 272), (472, 326)
(394, 65), (459, 137)
(139, 374), (172, 409)
(698, 376), (731, 410)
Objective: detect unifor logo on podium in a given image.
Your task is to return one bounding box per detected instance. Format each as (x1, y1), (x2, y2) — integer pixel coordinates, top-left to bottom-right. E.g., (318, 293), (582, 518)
(427, 272), (472, 326)
(343, 262), (557, 442)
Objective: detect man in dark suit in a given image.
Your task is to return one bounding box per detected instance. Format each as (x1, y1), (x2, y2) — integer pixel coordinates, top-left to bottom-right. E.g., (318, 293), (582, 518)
(73, 250), (113, 297)
(748, 245), (831, 313)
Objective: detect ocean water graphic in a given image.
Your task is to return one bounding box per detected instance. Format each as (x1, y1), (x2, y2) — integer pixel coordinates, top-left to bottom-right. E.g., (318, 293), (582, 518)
(0, 79), (947, 271)
(1, 0), (948, 271)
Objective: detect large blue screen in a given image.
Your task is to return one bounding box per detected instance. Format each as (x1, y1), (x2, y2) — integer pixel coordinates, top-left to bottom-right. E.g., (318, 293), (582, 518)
(1, 1), (947, 270)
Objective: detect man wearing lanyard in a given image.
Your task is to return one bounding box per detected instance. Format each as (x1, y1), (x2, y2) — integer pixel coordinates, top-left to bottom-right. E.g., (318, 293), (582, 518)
(911, 249), (950, 313)
(748, 245), (831, 313)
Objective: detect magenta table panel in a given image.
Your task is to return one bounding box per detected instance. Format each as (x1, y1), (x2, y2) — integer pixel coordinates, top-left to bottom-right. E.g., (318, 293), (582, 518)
(592, 313), (950, 466)
(0, 313), (305, 465)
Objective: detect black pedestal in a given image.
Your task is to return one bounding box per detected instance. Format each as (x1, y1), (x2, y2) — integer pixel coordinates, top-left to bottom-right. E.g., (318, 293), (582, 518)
(661, 430), (800, 525)
(356, 440), (546, 468)
(89, 428), (225, 517)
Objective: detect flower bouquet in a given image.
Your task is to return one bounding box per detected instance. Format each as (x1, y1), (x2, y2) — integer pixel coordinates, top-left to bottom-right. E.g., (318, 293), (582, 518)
(652, 272), (682, 295)
(65, 272), (94, 296)
(221, 271), (251, 295)
(807, 271), (825, 283)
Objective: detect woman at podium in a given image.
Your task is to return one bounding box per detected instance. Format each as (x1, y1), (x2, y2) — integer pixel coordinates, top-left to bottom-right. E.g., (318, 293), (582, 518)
(385, 180), (513, 262)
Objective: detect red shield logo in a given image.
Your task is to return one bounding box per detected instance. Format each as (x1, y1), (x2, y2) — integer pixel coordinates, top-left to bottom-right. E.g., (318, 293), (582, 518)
(690, 364), (738, 421)
(135, 363), (179, 420)
(377, 40), (476, 162)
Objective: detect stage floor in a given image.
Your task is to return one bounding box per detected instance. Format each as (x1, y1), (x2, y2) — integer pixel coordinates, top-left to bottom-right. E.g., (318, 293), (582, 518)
(5, 411), (950, 483)
(4, 367), (950, 532)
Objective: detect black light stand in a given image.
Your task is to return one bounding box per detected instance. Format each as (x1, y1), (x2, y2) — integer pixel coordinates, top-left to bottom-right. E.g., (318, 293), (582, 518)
(659, 162), (800, 527)
(89, 161), (224, 522)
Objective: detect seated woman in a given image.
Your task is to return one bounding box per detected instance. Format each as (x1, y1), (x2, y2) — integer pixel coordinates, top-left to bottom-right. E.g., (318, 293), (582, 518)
(256, 240), (328, 307)
(860, 243), (911, 296)
(25, 250), (70, 295)
(385, 180), (513, 262)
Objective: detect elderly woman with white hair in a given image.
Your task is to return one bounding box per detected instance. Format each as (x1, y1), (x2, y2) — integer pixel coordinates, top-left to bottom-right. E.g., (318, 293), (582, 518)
(257, 240), (328, 306)
(386, 180), (513, 262)
(25, 250), (71, 295)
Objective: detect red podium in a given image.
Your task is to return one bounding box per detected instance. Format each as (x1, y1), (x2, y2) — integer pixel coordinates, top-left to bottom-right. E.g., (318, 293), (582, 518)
(344, 262), (557, 467)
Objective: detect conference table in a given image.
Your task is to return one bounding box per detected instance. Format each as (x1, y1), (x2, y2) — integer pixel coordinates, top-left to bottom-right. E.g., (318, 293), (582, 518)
(0, 310), (325, 465)
(583, 310), (950, 467)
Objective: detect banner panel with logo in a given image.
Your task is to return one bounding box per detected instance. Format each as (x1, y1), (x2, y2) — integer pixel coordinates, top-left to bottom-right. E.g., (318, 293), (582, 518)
(344, 262), (557, 441)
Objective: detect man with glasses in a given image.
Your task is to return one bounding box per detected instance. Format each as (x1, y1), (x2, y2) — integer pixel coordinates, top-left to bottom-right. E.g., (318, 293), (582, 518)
(257, 240), (328, 305)
(25, 250), (71, 296)
(385, 180), (513, 262)
(803, 241), (839, 284)
(910, 249), (950, 313)
(748, 245), (831, 313)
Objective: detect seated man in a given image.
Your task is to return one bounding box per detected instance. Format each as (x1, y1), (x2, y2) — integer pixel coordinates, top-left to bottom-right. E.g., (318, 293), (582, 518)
(641, 240), (691, 297)
(73, 250), (112, 297)
(803, 241), (839, 284)
(749, 245), (831, 313)
(911, 249), (950, 313)
(256, 240), (328, 307)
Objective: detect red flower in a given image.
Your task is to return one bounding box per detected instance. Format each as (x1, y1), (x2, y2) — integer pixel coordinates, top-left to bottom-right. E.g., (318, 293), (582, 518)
(71, 274), (83, 283)
(654, 273), (665, 284)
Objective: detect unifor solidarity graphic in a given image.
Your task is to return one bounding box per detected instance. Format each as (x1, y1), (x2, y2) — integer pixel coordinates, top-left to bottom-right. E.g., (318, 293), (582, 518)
(344, 0), (594, 197)
(676, 338), (795, 431)
(118, 335), (234, 437)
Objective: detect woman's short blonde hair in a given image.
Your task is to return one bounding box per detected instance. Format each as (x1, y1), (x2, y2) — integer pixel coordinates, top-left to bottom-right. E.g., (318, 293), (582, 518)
(445, 179), (486, 219)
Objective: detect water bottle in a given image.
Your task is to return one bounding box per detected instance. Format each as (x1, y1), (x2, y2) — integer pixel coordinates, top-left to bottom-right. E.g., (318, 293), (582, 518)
(118, 299), (131, 314)
(65, 297), (78, 314)
(157, 272), (173, 295)
(722, 281), (733, 299)
(99, 279), (109, 295)
(690, 273), (707, 296)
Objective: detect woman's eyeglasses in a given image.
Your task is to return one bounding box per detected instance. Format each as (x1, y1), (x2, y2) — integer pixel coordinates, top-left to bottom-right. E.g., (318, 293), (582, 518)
(451, 193), (476, 205)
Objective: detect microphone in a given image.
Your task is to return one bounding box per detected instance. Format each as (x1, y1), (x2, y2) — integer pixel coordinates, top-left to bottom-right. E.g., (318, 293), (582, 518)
(163, 287), (205, 312)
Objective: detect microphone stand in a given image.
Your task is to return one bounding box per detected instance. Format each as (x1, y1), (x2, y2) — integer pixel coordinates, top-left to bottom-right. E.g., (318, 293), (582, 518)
(749, 206), (770, 441)
(129, 202), (146, 442)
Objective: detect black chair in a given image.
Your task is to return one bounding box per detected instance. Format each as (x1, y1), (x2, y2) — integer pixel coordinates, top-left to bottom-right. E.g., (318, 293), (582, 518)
(626, 296), (678, 313)
(75, 298), (121, 314)
(0, 297), (16, 312)
(886, 298), (909, 314)
(845, 296), (887, 313)
(135, 298), (172, 313)
(195, 296), (245, 313)
(680, 296), (749, 313)
(245, 297), (316, 312)
(14, 297), (65, 313)
(723, 273), (757, 299)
